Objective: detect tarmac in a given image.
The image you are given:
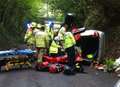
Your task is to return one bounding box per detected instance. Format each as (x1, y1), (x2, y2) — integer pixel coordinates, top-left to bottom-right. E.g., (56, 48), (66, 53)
(0, 66), (118, 87)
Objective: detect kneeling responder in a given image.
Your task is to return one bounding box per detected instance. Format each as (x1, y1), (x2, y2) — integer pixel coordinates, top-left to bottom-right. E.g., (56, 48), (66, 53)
(33, 23), (48, 63)
(49, 24), (62, 57)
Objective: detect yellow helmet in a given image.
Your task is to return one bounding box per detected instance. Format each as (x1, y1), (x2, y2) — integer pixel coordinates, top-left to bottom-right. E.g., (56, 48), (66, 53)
(37, 24), (45, 29)
(31, 22), (37, 28)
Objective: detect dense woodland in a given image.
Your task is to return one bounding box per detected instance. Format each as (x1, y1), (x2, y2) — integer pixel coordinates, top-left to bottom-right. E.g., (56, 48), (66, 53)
(0, 0), (120, 58)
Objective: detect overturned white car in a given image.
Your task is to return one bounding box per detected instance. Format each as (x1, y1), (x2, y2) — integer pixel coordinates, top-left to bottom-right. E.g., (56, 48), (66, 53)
(76, 28), (105, 62)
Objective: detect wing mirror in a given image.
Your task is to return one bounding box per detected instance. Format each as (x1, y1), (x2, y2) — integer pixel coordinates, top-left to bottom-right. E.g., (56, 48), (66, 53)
(78, 27), (86, 33)
(73, 27), (86, 35)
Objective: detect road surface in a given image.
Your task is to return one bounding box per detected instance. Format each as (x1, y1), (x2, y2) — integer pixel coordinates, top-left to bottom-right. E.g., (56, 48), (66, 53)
(0, 66), (118, 87)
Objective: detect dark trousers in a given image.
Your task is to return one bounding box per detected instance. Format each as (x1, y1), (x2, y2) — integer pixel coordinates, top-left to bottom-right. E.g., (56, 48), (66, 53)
(65, 46), (75, 68)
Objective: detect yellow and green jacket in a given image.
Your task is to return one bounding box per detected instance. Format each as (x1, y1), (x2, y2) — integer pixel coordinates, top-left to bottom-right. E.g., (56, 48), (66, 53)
(33, 29), (48, 48)
(24, 28), (35, 45)
(49, 40), (60, 54)
(64, 32), (76, 49)
(58, 27), (76, 49)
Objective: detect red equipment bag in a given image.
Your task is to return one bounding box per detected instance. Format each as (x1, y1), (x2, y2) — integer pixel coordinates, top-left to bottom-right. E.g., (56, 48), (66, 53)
(49, 64), (64, 73)
(36, 61), (49, 71)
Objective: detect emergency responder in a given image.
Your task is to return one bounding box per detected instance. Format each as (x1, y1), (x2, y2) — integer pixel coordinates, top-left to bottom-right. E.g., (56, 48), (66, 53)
(33, 23), (48, 64)
(49, 24), (62, 57)
(24, 22), (36, 49)
(58, 13), (76, 74)
(45, 22), (54, 48)
(63, 23), (76, 72)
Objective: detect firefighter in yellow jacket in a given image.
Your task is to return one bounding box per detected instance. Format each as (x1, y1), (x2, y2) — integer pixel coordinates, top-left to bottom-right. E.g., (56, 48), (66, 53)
(24, 22), (36, 49)
(58, 14), (76, 73)
(61, 24), (76, 69)
(45, 22), (54, 48)
(49, 25), (61, 56)
(33, 23), (48, 63)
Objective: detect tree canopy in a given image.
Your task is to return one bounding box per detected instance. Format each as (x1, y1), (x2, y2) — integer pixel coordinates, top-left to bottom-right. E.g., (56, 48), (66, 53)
(0, 0), (43, 49)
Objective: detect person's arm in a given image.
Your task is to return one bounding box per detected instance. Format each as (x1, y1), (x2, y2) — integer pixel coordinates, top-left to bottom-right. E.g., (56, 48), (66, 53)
(58, 27), (66, 40)
(24, 29), (32, 42)
(45, 33), (49, 48)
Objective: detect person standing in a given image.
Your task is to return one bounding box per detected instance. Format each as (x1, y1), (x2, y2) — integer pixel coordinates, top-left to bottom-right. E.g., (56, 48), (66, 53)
(58, 13), (77, 74)
(33, 23), (48, 64)
(45, 22), (54, 48)
(24, 22), (36, 49)
(63, 24), (76, 69)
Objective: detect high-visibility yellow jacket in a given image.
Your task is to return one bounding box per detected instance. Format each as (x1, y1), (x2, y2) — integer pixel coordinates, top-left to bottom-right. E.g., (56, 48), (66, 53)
(58, 27), (76, 49)
(33, 28), (48, 48)
(45, 26), (54, 40)
(24, 28), (35, 45)
(64, 32), (76, 49)
(45, 26), (54, 47)
(49, 40), (60, 54)
(58, 27), (66, 40)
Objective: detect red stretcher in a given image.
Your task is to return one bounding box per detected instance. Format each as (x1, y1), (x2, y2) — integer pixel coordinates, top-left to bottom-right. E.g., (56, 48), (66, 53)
(42, 53), (82, 64)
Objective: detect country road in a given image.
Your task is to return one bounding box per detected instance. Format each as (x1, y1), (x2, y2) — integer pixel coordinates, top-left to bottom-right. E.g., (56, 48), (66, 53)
(0, 66), (118, 87)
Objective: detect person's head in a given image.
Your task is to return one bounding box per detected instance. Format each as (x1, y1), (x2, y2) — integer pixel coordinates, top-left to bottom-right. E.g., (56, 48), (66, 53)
(37, 23), (45, 31)
(37, 23), (41, 29)
(64, 13), (75, 26)
(31, 22), (37, 29)
(64, 13), (76, 31)
(53, 24), (60, 36)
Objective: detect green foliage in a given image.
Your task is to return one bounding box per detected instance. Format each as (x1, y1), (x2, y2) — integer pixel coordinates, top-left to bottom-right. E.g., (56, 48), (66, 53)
(48, 0), (120, 28)
(0, 0), (43, 49)
(48, 0), (88, 27)
(104, 58), (115, 72)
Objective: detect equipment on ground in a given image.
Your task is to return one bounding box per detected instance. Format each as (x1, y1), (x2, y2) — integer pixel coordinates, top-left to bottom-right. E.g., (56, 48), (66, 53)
(0, 49), (36, 71)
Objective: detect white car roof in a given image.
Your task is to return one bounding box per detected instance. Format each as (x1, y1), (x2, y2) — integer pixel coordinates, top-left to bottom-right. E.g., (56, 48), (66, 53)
(80, 29), (103, 36)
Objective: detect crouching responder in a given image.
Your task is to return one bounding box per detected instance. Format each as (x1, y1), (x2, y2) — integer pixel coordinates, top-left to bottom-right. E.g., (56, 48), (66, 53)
(33, 23), (48, 64)
(49, 24), (62, 57)
(24, 22), (36, 49)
